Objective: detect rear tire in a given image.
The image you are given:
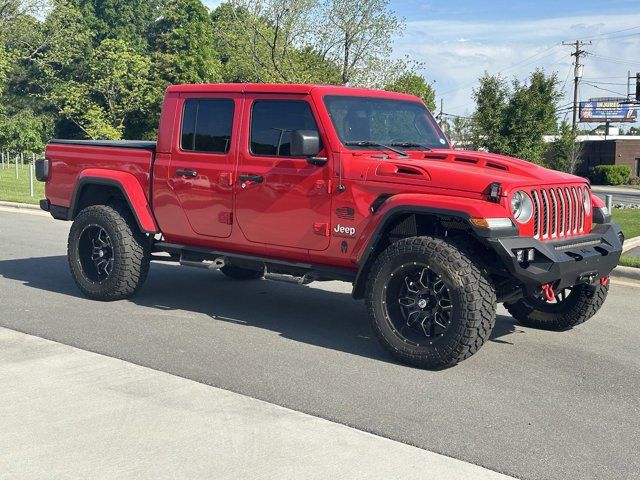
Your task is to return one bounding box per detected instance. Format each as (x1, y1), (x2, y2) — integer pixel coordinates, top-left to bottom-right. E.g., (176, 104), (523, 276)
(68, 204), (150, 301)
(365, 236), (496, 369)
(505, 280), (609, 331)
(220, 265), (264, 280)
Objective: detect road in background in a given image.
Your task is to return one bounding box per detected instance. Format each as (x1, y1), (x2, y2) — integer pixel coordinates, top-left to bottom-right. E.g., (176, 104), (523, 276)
(1, 210), (639, 480)
(591, 185), (640, 206)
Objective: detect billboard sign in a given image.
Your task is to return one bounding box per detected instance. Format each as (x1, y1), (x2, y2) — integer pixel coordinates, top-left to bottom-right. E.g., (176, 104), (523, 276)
(579, 97), (638, 123)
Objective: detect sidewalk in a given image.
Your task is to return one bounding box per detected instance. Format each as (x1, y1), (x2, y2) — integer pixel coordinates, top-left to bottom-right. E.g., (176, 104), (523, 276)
(0, 327), (515, 480)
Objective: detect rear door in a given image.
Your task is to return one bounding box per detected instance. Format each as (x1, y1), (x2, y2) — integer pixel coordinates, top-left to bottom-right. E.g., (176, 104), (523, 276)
(168, 94), (239, 237)
(234, 95), (332, 251)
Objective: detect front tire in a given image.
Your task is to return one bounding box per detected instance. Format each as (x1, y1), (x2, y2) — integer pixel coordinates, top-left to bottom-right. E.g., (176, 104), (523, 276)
(68, 204), (150, 301)
(505, 281), (609, 331)
(366, 236), (496, 369)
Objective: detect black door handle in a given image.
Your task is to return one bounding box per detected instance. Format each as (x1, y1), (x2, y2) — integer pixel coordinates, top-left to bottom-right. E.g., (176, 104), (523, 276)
(175, 169), (197, 177)
(239, 174), (264, 183)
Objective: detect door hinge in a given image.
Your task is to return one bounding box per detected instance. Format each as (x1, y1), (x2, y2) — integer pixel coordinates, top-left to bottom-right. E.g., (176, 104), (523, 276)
(218, 212), (233, 225)
(313, 222), (330, 237)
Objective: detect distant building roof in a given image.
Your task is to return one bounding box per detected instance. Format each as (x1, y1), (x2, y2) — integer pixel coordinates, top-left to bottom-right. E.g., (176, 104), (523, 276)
(544, 135), (640, 143)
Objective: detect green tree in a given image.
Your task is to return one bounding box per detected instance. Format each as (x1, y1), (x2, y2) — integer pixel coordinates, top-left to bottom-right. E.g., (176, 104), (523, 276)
(385, 73), (436, 111)
(152, 0), (222, 85)
(502, 70), (561, 162)
(472, 73), (509, 154)
(546, 121), (580, 173)
(0, 109), (53, 153)
(449, 116), (474, 147)
(315, 0), (403, 86)
(212, 1), (341, 84)
(67, 0), (159, 51)
(47, 38), (155, 139)
(472, 70), (562, 163)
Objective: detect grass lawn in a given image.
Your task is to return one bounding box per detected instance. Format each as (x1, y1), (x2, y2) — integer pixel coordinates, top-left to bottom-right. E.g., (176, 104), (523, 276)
(0, 164), (45, 205)
(612, 209), (640, 240)
(619, 256), (640, 268)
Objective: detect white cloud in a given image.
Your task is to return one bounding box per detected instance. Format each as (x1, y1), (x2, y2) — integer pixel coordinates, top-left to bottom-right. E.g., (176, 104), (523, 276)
(393, 13), (640, 119)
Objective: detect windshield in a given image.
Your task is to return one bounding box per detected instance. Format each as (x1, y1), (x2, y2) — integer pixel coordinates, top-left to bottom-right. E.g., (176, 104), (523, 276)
(323, 95), (449, 151)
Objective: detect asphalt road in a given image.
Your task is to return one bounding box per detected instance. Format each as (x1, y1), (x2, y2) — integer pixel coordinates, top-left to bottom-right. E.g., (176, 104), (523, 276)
(1, 209), (639, 480)
(592, 185), (640, 206)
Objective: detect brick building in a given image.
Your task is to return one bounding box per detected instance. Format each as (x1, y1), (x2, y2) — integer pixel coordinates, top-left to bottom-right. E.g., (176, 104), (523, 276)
(577, 135), (640, 177)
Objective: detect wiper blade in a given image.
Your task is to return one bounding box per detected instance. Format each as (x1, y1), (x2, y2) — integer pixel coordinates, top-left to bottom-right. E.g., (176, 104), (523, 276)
(345, 140), (408, 157)
(389, 142), (432, 151)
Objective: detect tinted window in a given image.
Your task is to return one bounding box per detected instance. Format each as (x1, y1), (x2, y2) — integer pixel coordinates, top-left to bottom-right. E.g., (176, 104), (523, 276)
(323, 95), (447, 150)
(181, 99), (234, 153)
(250, 100), (319, 156)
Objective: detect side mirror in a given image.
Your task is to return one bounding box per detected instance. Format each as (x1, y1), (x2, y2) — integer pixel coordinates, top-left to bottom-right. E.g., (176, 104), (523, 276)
(290, 129), (321, 157)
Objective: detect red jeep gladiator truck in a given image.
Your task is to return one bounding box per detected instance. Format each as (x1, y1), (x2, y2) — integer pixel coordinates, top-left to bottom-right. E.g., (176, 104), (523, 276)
(36, 83), (623, 369)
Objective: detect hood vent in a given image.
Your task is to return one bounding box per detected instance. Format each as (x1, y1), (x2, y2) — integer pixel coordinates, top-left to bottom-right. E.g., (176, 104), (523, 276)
(454, 157), (478, 164)
(486, 162), (508, 171)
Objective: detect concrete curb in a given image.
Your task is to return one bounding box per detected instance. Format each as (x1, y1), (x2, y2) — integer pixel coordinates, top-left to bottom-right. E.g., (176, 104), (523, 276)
(0, 200), (41, 210)
(622, 235), (640, 253)
(611, 265), (640, 282)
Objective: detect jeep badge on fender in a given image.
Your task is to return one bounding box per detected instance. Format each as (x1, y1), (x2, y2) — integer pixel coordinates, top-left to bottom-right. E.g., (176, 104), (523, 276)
(333, 224), (356, 237)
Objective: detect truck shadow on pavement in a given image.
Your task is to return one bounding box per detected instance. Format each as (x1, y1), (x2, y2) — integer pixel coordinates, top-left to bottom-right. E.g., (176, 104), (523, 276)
(0, 255), (523, 365)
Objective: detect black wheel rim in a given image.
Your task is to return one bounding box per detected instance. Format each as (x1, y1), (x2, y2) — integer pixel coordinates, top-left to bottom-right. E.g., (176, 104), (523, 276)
(383, 263), (453, 346)
(78, 225), (114, 282)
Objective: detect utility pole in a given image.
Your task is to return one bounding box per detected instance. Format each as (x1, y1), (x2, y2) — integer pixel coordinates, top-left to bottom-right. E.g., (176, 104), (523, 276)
(563, 40), (591, 132)
(563, 40), (591, 173)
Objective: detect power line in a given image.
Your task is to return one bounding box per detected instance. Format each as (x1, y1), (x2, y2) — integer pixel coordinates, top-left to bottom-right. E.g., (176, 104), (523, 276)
(582, 81), (627, 96)
(437, 43), (562, 96)
(585, 25), (640, 40)
(589, 54), (640, 67)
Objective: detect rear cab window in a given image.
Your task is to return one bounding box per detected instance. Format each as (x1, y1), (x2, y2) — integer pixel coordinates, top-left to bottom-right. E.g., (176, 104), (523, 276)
(181, 99), (234, 153)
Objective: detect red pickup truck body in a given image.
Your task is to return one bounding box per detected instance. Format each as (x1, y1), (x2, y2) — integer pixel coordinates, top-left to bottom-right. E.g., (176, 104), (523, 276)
(38, 83), (623, 369)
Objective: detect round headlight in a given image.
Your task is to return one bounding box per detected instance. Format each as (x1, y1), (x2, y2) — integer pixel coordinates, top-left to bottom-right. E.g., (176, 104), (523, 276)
(511, 190), (534, 223)
(583, 188), (591, 213)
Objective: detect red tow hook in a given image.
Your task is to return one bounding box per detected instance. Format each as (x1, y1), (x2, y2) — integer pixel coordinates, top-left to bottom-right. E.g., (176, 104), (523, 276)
(541, 283), (556, 302)
(600, 275), (609, 286)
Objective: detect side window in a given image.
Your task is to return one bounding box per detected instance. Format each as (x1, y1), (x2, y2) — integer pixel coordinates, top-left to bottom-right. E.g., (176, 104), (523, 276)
(181, 99), (234, 153)
(250, 100), (320, 157)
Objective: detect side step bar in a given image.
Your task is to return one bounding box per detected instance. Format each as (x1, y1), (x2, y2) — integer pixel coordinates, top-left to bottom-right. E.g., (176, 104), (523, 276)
(264, 272), (313, 285)
(153, 241), (357, 283)
(179, 256), (225, 270)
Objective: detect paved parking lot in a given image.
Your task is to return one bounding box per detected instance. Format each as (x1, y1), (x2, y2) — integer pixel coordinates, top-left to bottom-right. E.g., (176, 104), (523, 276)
(1, 209), (639, 480)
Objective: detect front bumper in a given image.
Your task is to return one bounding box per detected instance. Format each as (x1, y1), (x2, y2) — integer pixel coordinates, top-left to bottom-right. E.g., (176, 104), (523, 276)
(487, 223), (623, 294)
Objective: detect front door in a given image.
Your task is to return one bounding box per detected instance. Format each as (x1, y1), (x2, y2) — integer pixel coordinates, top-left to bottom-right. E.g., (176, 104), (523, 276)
(168, 94), (239, 238)
(234, 95), (332, 251)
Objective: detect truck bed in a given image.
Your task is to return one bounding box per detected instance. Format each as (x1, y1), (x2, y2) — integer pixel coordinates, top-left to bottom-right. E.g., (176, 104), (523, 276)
(44, 140), (156, 211)
(49, 139), (156, 151)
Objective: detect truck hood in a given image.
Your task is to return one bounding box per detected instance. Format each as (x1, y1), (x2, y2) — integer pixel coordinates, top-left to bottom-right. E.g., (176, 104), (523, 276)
(363, 149), (585, 194)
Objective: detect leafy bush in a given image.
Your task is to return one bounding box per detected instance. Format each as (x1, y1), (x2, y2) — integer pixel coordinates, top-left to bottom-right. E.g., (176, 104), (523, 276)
(627, 175), (640, 186)
(593, 165), (631, 185)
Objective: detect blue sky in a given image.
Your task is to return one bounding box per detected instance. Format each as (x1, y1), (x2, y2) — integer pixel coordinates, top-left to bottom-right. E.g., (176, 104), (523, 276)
(204, 1), (640, 122)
